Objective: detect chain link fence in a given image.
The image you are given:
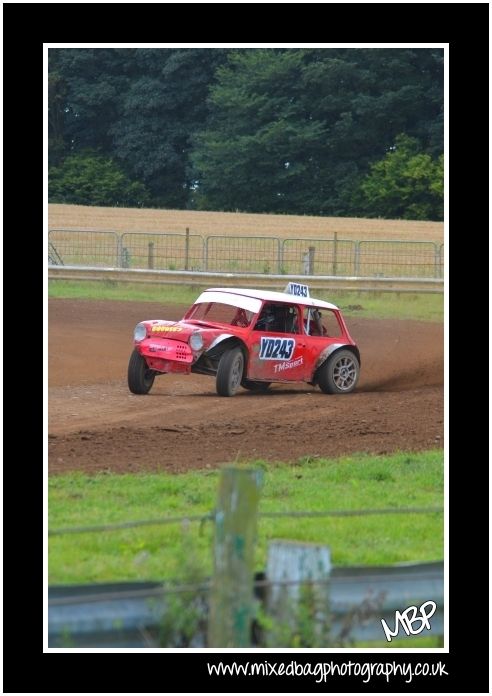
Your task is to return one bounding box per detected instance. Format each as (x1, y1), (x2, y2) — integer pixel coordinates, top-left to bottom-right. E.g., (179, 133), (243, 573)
(48, 228), (444, 279)
(356, 240), (440, 278)
(205, 235), (281, 273)
(281, 238), (356, 276)
(48, 229), (120, 267)
(120, 232), (204, 271)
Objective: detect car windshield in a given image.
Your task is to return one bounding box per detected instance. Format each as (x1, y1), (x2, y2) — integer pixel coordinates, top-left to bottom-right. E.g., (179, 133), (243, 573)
(186, 302), (254, 328)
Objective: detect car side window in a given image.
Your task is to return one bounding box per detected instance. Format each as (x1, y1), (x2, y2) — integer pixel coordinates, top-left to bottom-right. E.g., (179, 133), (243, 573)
(303, 307), (343, 337)
(254, 303), (300, 334)
(303, 307), (325, 335)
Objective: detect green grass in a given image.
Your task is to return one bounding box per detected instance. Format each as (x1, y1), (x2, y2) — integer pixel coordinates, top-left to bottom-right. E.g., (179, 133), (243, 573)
(48, 279), (443, 321)
(318, 289), (443, 322)
(48, 279), (199, 306)
(49, 450), (443, 585)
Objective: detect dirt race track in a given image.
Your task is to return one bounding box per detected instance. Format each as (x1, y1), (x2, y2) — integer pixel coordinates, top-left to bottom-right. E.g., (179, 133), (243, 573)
(48, 299), (444, 475)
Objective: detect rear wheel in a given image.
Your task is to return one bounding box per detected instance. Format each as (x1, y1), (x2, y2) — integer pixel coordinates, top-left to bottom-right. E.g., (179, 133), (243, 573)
(216, 347), (244, 396)
(317, 349), (359, 394)
(241, 379), (271, 392)
(128, 349), (156, 394)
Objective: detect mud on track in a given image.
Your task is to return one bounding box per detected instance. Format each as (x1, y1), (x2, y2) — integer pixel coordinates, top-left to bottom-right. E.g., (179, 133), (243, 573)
(48, 299), (443, 475)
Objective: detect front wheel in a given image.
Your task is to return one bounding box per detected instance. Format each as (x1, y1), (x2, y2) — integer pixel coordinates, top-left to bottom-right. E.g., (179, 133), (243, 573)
(128, 349), (156, 394)
(317, 349), (359, 394)
(216, 347), (244, 396)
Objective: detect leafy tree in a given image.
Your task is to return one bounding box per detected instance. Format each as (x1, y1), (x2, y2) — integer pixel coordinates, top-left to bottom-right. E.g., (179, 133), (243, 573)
(48, 151), (150, 207)
(192, 50), (326, 212)
(359, 134), (443, 220)
(49, 48), (228, 208)
(51, 48), (134, 153)
(110, 49), (228, 208)
(48, 47), (443, 216)
(48, 51), (68, 166)
(192, 48), (443, 216)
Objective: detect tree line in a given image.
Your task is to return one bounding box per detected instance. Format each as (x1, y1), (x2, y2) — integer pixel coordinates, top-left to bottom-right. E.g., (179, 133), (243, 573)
(49, 48), (443, 220)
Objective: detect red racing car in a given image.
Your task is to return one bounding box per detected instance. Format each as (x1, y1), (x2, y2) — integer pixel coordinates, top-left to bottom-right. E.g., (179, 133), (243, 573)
(128, 283), (360, 397)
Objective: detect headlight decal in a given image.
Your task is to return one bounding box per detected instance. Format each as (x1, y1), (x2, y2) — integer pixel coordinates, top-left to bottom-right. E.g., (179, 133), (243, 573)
(189, 332), (204, 351)
(133, 323), (147, 342)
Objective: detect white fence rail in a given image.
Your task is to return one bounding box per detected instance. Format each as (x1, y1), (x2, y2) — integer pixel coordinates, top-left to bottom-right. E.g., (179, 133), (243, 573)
(48, 264), (444, 294)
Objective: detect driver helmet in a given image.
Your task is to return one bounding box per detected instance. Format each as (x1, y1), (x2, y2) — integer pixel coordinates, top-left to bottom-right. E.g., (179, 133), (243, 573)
(258, 306), (277, 329)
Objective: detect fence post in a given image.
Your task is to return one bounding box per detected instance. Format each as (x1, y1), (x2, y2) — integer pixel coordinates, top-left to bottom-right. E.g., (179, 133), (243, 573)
(148, 242), (154, 270)
(308, 246), (315, 275)
(204, 237), (209, 272)
(116, 234), (123, 268)
(303, 247), (315, 275)
(434, 243), (440, 279)
(208, 467), (263, 648)
(332, 231), (338, 276)
(265, 540), (331, 647)
(185, 227), (190, 271)
(276, 238), (282, 274)
(279, 239), (286, 275)
(121, 247), (130, 268)
(302, 251), (309, 275)
(354, 241), (361, 276)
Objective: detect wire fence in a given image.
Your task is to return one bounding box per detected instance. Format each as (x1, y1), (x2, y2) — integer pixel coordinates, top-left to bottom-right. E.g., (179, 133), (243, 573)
(48, 506), (443, 536)
(48, 228), (445, 279)
(48, 229), (120, 267)
(121, 231), (204, 271)
(356, 240), (439, 278)
(205, 235), (282, 274)
(281, 238), (356, 276)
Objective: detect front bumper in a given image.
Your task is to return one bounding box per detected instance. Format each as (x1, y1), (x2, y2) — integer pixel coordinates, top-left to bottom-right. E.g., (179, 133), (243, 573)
(137, 338), (194, 374)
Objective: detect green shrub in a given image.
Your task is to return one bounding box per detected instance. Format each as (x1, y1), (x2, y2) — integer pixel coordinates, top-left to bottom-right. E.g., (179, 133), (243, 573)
(49, 150), (150, 207)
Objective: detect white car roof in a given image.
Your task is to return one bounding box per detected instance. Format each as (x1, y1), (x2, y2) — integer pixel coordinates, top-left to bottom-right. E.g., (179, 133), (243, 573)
(194, 291), (262, 314)
(206, 287), (339, 310)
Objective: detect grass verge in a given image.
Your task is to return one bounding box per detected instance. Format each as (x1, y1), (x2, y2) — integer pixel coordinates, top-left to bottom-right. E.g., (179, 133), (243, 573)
(49, 450), (443, 585)
(48, 279), (443, 321)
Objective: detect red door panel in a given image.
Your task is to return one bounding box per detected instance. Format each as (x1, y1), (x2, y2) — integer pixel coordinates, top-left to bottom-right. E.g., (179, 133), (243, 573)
(247, 331), (308, 381)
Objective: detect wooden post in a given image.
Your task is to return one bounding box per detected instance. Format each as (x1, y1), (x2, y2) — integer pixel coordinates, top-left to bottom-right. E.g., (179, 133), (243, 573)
(208, 468), (263, 648)
(185, 227), (190, 271)
(434, 243), (440, 279)
(332, 231), (338, 276)
(148, 241), (154, 269)
(302, 251), (309, 275)
(116, 236), (123, 268)
(122, 247), (130, 268)
(354, 240), (360, 276)
(266, 540), (331, 647)
(308, 246), (315, 275)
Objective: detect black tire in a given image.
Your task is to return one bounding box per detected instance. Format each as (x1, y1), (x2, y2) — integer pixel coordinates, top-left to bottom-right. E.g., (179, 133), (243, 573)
(241, 379), (271, 392)
(128, 349), (156, 394)
(317, 349), (359, 394)
(216, 347), (244, 397)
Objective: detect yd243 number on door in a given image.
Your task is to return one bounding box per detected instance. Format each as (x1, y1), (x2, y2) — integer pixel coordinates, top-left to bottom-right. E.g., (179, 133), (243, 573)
(259, 337), (295, 360)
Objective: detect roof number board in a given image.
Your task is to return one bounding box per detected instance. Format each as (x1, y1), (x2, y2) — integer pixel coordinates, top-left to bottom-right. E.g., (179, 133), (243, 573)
(285, 282), (310, 298)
